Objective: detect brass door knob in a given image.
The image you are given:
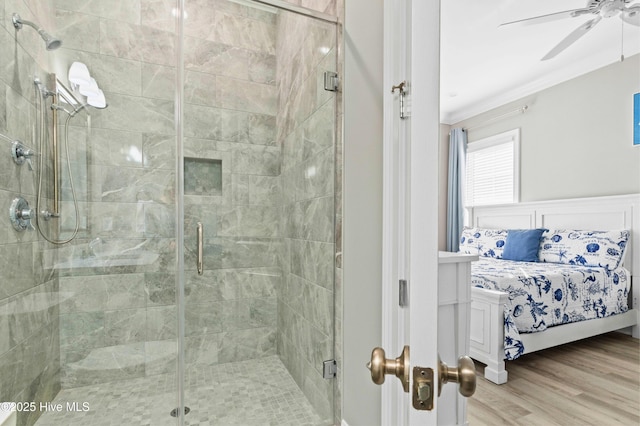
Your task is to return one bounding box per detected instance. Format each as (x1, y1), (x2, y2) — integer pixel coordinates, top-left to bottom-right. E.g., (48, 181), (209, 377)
(366, 346), (410, 392)
(438, 356), (476, 397)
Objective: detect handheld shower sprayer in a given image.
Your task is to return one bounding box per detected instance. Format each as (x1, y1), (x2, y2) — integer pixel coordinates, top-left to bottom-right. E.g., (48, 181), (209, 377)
(51, 102), (87, 117)
(12, 13), (62, 50)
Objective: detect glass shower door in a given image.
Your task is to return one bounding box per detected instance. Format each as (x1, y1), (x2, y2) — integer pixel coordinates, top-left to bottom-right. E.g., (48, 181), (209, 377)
(25, 1), (182, 425)
(177, 0), (338, 424)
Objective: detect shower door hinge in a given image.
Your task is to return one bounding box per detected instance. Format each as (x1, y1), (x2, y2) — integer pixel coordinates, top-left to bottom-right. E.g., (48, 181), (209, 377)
(323, 71), (339, 92)
(399, 279), (408, 307)
(323, 359), (337, 379)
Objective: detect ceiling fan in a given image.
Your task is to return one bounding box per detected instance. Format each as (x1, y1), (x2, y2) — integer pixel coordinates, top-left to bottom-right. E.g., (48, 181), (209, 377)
(500, 0), (640, 60)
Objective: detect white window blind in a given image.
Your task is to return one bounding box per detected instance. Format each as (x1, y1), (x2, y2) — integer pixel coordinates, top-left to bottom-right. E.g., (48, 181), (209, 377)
(465, 129), (519, 206)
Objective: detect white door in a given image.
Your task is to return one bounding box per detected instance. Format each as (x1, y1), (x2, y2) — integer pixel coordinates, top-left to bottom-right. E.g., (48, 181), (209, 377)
(366, 0), (475, 424)
(406, 0), (441, 422)
(376, 0), (445, 424)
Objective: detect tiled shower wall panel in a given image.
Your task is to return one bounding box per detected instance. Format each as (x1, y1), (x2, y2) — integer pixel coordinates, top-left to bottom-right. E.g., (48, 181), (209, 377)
(282, 0), (337, 16)
(53, 0), (280, 388)
(276, 7), (337, 421)
(0, 1), (61, 426)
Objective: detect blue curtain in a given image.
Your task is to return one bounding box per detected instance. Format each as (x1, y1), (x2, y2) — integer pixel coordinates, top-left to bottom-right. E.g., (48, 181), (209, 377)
(446, 128), (467, 252)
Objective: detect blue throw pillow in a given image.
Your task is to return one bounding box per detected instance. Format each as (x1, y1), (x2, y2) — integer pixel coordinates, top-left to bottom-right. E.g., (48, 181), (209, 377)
(502, 229), (547, 262)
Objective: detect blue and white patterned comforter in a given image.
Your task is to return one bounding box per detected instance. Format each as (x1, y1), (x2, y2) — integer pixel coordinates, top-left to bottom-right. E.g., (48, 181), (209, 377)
(471, 258), (630, 360)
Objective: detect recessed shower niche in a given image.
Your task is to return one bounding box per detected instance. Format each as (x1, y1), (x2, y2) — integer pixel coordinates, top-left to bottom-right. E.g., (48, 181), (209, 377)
(184, 157), (223, 196)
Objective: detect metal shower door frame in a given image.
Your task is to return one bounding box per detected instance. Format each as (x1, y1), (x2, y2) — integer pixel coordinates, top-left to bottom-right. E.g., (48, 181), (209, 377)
(173, 0), (341, 424)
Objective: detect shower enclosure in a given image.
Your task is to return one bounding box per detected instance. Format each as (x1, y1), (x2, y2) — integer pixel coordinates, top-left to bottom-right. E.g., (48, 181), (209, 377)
(0, 0), (340, 425)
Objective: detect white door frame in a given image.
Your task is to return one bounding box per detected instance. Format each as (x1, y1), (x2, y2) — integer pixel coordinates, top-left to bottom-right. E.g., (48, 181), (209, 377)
(381, 0), (410, 423)
(381, 0), (441, 424)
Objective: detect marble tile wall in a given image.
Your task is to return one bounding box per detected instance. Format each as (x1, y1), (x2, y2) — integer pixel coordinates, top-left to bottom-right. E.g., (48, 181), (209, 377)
(282, 0), (337, 16)
(1, 2), (62, 426)
(275, 7), (338, 422)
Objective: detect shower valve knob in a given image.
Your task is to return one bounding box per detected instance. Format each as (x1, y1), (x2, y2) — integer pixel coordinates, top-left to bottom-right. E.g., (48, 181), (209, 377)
(11, 141), (35, 170)
(9, 197), (35, 231)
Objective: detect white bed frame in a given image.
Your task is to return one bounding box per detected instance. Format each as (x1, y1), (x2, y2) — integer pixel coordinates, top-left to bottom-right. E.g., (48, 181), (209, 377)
(467, 193), (640, 384)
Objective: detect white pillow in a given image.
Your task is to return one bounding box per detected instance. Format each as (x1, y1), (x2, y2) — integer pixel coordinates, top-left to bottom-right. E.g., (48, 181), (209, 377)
(459, 227), (508, 259)
(538, 229), (630, 269)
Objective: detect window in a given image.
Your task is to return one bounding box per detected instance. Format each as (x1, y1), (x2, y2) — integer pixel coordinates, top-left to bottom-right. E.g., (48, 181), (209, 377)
(465, 129), (520, 206)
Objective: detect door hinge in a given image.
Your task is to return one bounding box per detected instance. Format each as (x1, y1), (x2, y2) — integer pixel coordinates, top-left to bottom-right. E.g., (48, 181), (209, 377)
(323, 71), (339, 92)
(399, 279), (408, 307)
(391, 80), (409, 119)
(323, 359), (337, 379)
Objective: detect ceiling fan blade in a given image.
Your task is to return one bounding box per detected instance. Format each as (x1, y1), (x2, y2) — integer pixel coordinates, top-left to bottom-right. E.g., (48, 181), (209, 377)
(499, 8), (591, 27)
(621, 4), (640, 26)
(541, 16), (603, 61)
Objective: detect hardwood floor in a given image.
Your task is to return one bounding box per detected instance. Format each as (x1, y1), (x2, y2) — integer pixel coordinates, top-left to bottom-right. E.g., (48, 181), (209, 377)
(468, 332), (640, 426)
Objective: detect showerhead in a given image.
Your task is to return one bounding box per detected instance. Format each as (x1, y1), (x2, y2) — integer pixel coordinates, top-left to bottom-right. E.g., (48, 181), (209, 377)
(12, 13), (62, 51)
(38, 29), (62, 50)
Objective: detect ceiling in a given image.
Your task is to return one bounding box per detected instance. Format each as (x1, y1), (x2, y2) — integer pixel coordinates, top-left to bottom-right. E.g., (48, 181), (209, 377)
(440, 0), (640, 124)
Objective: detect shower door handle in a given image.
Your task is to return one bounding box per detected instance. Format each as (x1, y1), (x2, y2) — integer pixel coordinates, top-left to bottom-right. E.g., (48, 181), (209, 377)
(197, 222), (204, 275)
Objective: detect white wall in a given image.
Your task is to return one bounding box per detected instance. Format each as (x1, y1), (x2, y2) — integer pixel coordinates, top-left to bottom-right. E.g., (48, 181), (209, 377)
(451, 54), (640, 203)
(343, 0), (384, 424)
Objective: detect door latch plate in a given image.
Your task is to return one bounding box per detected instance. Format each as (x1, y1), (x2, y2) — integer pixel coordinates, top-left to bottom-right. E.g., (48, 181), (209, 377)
(412, 366), (434, 411)
(399, 279), (408, 307)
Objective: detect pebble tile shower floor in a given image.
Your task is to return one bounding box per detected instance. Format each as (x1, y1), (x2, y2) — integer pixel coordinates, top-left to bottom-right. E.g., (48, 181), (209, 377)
(35, 356), (325, 426)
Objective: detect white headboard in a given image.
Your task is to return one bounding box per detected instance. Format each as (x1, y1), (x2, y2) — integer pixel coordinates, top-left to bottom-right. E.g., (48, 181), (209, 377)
(467, 194), (640, 280)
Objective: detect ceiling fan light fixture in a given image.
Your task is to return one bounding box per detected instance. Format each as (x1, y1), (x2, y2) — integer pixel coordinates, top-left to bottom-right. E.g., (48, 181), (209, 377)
(501, 0), (640, 61)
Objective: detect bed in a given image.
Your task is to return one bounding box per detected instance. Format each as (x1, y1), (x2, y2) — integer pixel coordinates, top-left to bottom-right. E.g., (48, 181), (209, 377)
(463, 194), (639, 384)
